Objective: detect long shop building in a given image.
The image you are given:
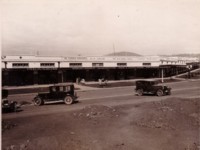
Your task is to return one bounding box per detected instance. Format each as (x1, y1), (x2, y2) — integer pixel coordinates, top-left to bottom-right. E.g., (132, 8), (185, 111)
(1, 55), (199, 86)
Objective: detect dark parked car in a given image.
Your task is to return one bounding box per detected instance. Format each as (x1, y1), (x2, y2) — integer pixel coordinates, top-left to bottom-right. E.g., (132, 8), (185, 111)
(2, 89), (18, 113)
(135, 80), (171, 96)
(33, 84), (78, 106)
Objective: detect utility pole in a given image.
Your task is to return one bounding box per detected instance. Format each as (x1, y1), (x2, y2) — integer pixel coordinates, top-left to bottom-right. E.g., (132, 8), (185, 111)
(161, 68), (164, 83)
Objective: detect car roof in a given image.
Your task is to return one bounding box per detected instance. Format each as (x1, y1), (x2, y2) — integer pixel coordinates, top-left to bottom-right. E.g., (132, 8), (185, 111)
(136, 79), (158, 82)
(136, 80), (160, 84)
(49, 83), (74, 87)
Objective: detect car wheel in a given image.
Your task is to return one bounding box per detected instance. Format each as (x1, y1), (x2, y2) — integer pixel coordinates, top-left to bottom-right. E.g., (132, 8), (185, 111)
(34, 97), (44, 106)
(137, 89), (143, 96)
(156, 90), (163, 96)
(64, 96), (73, 105)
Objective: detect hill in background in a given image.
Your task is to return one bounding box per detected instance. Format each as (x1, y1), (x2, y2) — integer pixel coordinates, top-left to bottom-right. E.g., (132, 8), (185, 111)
(105, 51), (141, 56)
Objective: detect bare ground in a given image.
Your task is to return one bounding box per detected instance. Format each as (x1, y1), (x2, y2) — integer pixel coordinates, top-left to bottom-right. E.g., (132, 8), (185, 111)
(2, 97), (200, 150)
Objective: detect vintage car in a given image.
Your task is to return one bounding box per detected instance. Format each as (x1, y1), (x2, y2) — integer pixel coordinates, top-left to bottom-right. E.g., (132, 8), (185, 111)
(135, 80), (171, 96)
(2, 89), (18, 113)
(33, 84), (78, 106)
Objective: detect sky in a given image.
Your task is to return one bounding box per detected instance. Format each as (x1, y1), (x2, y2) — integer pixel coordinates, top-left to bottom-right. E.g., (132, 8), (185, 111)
(1, 0), (200, 56)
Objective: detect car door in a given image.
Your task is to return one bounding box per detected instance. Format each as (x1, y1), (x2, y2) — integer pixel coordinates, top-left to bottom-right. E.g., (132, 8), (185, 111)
(143, 82), (149, 92)
(57, 86), (66, 100)
(146, 82), (153, 93)
(49, 86), (58, 101)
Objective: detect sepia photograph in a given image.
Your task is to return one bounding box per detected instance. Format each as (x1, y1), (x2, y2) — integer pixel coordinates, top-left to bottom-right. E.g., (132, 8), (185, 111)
(1, 0), (200, 149)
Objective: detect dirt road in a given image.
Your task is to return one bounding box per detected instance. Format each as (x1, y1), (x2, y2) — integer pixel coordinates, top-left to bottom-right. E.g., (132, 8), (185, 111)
(2, 80), (200, 150)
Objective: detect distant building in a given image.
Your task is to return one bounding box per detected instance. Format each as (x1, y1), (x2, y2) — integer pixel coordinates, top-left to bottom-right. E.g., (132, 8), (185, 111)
(1, 55), (199, 86)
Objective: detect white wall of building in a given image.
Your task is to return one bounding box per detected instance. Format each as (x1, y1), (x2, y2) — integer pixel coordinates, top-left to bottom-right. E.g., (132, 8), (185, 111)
(150, 62), (160, 67)
(127, 62), (143, 67)
(82, 62), (92, 67)
(60, 62), (69, 68)
(2, 55), (198, 69)
(7, 62), (14, 69)
(29, 62), (40, 68)
(104, 62), (116, 67)
(1, 62), (5, 68)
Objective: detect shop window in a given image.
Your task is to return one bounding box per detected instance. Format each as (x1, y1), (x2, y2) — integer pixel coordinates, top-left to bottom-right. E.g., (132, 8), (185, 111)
(40, 63), (55, 67)
(92, 63), (103, 67)
(143, 63), (151, 66)
(69, 63), (82, 67)
(117, 63), (127, 67)
(12, 63), (29, 67)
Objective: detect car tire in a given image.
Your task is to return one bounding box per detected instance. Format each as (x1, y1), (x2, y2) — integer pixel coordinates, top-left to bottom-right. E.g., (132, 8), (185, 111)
(34, 97), (44, 106)
(64, 96), (73, 105)
(156, 90), (163, 96)
(137, 89), (143, 96)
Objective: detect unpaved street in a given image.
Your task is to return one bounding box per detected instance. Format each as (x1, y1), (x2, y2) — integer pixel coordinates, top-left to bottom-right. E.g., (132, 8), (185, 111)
(2, 80), (200, 150)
